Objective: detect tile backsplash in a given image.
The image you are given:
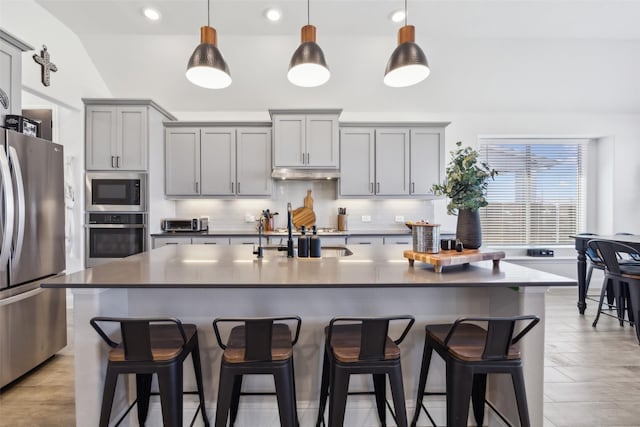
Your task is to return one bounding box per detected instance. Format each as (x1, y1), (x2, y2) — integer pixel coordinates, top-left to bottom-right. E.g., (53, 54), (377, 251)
(174, 180), (435, 232)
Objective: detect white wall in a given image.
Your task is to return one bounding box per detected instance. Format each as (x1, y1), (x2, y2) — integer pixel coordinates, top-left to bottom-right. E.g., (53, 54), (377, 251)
(1, 0), (112, 272)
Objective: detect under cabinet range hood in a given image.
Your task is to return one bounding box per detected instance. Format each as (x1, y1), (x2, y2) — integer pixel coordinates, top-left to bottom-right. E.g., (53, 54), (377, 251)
(271, 168), (340, 180)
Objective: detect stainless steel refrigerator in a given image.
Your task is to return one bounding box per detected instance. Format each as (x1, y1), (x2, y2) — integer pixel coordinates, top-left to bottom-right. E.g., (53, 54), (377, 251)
(0, 128), (66, 388)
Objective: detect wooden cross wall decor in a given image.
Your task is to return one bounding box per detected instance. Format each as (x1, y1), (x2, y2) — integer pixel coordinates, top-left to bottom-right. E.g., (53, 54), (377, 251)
(33, 45), (58, 87)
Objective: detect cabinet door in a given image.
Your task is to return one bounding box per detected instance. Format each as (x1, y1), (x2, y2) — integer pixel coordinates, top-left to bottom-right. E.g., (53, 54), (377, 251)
(236, 127), (272, 196)
(375, 129), (410, 196)
(165, 128), (200, 195)
(273, 115), (305, 167)
(383, 236), (412, 245)
(306, 115), (339, 168)
(191, 237), (230, 245)
(339, 128), (375, 196)
(347, 236), (384, 245)
(200, 128), (236, 195)
(410, 129), (443, 196)
(0, 39), (21, 122)
(229, 237), (260, 245)
(117, 106), (148, 171)
(86, 106), (117, 170)
(153, 237), (192, 249)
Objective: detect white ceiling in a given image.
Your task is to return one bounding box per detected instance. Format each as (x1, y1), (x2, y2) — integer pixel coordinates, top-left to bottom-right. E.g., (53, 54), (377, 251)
(29, 0), (640, 113)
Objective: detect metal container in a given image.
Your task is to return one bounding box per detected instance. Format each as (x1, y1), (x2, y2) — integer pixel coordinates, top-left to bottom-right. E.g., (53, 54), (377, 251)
(412, 223), (441, 253)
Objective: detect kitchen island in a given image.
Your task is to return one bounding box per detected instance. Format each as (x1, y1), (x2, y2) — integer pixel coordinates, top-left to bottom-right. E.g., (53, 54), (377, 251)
(43, 244), (574, 426)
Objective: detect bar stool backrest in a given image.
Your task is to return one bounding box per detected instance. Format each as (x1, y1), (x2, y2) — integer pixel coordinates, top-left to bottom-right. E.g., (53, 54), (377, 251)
(328, 316), (415, 361)
(90, 317), (188, 362)
(442, 315), (540, 361)
(213, 316), (302, 362)
(588, 240), (640, 276)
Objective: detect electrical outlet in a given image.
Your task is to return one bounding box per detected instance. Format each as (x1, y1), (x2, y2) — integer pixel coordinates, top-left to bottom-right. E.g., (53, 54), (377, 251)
(394, 215), (405, 223)
(245, 214), (256, 223)
(361, 215), (372, 223)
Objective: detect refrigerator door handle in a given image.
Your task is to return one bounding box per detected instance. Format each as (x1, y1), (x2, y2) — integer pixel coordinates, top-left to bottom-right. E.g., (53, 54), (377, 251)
(8, 147), (25, 266)
(0, 148), (15, 271)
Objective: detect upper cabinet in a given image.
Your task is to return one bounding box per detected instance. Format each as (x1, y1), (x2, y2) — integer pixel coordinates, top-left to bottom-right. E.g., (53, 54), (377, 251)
(271, 109), (341, 168)
(0, 30), (33, 123)
(339, 123), (447, 198)
(164, 123), (272, 198)
(84, 99), (176, 171)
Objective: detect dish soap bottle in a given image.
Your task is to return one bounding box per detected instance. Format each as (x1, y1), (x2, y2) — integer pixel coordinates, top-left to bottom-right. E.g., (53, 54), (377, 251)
(298, 225), (309, 257)
(310, 225), (321, 258)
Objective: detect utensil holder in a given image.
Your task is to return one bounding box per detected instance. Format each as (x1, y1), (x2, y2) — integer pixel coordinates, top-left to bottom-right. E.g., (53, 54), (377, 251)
(337, 214), (348, 231)
(412, 224), (441, 253)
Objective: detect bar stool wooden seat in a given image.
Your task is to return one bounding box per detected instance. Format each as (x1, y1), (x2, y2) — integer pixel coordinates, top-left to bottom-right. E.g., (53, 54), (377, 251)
(90, 317), (209, 427)
(588, 239), (640, 334)
(315, 315), (415, 427)
(410, 315), (539, 427)
(212, 316), (302, 427)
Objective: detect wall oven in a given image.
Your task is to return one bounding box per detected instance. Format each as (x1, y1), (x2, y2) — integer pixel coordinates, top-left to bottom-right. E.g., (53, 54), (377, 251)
(85, 213), (147, 267)
(86, 172), (147, 212)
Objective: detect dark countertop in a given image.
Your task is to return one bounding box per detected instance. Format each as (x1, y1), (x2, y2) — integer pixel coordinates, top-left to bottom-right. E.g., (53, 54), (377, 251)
(43, 244), (575, 289)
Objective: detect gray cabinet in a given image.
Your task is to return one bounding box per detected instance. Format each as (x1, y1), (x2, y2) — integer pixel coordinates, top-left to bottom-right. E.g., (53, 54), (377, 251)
(153, 237), (192, 249)
(340, 123), (446, 198)
(85, 105), (148, 171)
(165, 127), (200, 196)
(0, 31), (31, 123)
(165, 124), (272, 197)
(410, 129), (444, 196)
(339, 128), (409, 196)
(272, 111), (340, 168)
(375, 129), (410, 196)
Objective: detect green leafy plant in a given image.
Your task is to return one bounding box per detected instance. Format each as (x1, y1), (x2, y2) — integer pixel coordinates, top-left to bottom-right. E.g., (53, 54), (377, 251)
(431, 141), (498, 215)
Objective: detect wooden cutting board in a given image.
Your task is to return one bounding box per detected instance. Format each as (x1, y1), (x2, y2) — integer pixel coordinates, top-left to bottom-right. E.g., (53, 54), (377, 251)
(403, 249), (506, 273)
(293, 207), (316, 229)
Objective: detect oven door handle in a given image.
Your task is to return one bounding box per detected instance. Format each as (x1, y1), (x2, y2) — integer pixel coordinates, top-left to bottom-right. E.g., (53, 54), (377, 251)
(0, 148), (14, 271)
(8, 146), (25, 267)
(85, 224), (146, 229)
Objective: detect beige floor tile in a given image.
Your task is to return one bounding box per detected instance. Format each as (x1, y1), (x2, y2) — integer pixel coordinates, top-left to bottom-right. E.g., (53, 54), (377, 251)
(544, 402), (640, 427)
(544, 367), (575, 383)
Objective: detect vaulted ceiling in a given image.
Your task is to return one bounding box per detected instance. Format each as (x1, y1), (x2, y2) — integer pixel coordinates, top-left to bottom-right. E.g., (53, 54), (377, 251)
(29, 0), (640, 113)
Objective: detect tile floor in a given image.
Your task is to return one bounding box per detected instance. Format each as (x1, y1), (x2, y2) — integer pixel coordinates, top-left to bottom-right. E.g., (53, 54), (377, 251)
(1, 287), (639, 426)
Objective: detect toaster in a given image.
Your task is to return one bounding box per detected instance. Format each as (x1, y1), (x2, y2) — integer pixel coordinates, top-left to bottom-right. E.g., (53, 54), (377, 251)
(161, 217), (209, 232)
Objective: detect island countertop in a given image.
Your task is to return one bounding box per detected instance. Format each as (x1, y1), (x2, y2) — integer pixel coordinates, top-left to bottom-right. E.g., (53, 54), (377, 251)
(42, 244), (575, 289)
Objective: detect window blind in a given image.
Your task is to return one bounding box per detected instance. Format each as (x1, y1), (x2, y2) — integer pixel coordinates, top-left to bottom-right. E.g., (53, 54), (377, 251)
(478, 140), (586, 245)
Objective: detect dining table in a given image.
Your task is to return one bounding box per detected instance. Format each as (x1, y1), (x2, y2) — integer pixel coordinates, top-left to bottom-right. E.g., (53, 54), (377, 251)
(571, 234), (640, 314)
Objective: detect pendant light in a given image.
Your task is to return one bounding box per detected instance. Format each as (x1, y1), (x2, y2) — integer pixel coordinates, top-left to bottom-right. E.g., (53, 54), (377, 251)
(186, 0), (231, 89)
(287, 0), (330, 87)
(384, 0), (430, 88)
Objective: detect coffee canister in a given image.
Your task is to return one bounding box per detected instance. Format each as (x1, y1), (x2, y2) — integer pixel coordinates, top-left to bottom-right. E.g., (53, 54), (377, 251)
(412, 223), (441, 253)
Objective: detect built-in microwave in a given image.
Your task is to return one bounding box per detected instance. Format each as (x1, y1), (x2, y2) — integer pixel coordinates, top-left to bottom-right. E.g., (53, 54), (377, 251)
(86, 172), (147, 212)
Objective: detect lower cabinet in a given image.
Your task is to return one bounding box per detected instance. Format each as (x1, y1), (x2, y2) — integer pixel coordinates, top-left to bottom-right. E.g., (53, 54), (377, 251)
(153, 237), (192, 249)
(347, 236), (385, 245)
(229, 237), (261, 245)
(383, 236), (412, 246)
(192, 237), (230, 245)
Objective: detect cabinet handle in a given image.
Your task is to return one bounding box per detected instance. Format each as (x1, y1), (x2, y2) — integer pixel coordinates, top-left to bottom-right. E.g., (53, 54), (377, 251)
(358, 242), (372, 245)
(231, 182), (234, 193)
(369, 182), (374, 193)
(411, 182), (415, 194)
(376, 182), (380, 193)
(111, 156), (115, 168)
(237, 182), (241, 194)
(116, 156), (120, 168)
(301, 153), (305, 164)
(306, 153), (310, 164)
(195, 182), (199, 193)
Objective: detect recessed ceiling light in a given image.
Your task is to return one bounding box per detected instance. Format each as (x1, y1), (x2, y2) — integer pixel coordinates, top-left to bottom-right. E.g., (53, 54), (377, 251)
(265, 8), (282, 22)
(390, 10), (406, 23)
(143, 7), (161, 21)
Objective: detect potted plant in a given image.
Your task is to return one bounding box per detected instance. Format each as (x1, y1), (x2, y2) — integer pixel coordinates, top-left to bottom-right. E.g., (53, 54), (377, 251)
(431, 141), (497, 249)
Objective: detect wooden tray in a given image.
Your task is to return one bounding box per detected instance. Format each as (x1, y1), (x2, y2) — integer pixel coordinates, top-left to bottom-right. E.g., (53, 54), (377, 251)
(403, 249), (506, 273)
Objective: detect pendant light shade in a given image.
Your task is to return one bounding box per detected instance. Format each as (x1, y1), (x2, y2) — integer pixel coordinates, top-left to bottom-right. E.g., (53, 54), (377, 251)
(186, 1), (231, 89)
(384, 2), (430, 88)
(288, 1), (330, 88)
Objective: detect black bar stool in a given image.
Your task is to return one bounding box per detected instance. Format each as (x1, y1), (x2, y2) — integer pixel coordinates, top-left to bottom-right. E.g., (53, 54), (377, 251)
(90, 317), (209, 427)
(588, 239), (640, 332)
(410, 315), (539, 427)
(315, 315), (415, 427)
(212, 316), (302, 427)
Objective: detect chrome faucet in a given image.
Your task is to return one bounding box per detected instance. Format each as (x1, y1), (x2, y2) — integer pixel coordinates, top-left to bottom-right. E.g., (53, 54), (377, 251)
(253, 219), (264, 258)
(286, 202), (295, 257)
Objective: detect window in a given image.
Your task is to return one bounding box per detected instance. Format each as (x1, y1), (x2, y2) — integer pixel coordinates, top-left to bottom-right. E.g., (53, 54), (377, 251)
(478, 139), (586, 245)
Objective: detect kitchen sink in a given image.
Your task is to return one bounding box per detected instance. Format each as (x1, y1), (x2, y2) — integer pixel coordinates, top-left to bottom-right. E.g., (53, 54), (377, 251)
(260, 245), (353, 258)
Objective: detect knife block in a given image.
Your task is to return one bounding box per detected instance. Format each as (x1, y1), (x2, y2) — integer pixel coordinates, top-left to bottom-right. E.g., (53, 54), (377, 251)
(338, 214), (348, 231)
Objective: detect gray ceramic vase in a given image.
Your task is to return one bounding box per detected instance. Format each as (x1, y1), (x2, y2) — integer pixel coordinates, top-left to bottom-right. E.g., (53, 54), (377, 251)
(456, 209), (482, 249)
